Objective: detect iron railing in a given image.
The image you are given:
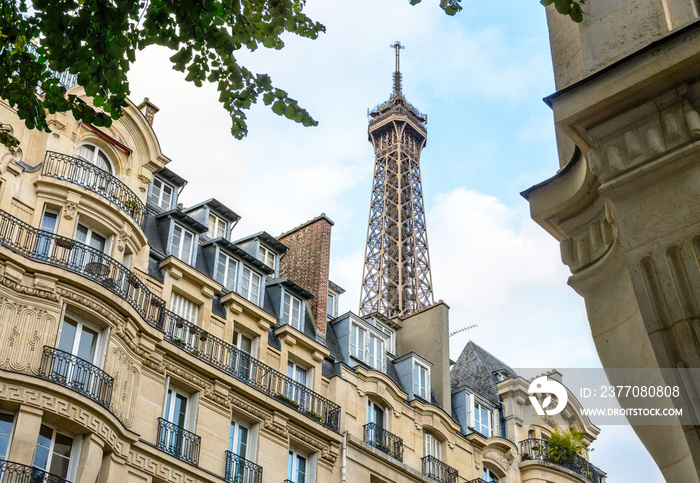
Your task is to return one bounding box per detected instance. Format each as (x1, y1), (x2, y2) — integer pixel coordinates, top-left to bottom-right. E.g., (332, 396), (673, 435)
(162, 312), (341, 431)
(421, 455), (458, 483)
(25, 43), (78, 92)
(156, 418), (201, 466)
(363, 422), (403, 461)
(41, 151), (145, 225)
(224, 451), (263, 483)
(0, 209), (341, 431)
(0, 209), (165, 330)
(37, 346), (113, 409)
(520, 439), (599, 483)
(0, 458), (71, 483)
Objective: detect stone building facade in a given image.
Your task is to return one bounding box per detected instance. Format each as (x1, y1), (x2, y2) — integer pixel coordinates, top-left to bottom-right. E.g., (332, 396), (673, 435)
(0, 79), (602, 482)
(524, 2), (700, 482)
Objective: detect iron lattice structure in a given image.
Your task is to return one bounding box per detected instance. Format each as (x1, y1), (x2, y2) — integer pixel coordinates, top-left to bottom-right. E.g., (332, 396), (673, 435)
(359, 42), (434, 317)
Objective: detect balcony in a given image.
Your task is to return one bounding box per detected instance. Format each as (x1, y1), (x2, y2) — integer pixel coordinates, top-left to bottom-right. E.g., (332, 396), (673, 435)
(422, 455), (458, 483)
(0, 209), (164, 330)
(520, 438), (600, 483)
(0, 458), (71, 483)
(156, 418), (201, 466)
(0, 209), (341, 432)
(225, 451), (263, 483)
(363, 422), (404, 461)
(41, 151), (146, 226)
(466, 480), (486, 483)
(37, 346), (113, 409)
(162, 311), (341, 431)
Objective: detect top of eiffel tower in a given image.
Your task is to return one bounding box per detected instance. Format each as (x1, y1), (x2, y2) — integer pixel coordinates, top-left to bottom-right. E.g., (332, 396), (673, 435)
(368, 41), (427, 131)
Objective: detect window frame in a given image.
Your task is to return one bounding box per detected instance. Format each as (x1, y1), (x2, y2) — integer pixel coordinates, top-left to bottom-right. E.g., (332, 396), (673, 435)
(287, 448), (309, 483)
(413, 361), (430, 400)
(258, 244), (276, 271)
(171, 223), (195, 264)
(239, 266), (262, 305)
(423, 431), (441, 460)
(208, 212), (226, 240)
(216, 252), (238, 291)
(473, 400), (493, 438)
(0, 412), (15, 460)
(32, 423), (79, 481)
(55, 311), (105, 367)
(282, 292), (303, 331)
(149, 177), (174, 211)
(76, 142), (113, 174)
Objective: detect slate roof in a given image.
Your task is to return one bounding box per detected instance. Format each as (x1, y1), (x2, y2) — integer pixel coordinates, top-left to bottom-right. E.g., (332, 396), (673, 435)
(450, 341), (517, 407)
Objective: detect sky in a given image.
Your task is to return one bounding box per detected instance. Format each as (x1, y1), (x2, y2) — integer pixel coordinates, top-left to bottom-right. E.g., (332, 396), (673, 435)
(127, 0), (664, 480)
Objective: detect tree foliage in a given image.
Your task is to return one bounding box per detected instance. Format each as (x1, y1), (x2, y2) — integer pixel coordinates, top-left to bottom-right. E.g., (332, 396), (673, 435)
(0, 0), (462, 148)
(540, 0), (586, 23)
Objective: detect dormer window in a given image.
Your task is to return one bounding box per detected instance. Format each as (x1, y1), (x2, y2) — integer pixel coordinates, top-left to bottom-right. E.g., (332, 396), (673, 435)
(473, 400), (493, 438)
(350, 323), (383, 370)
(77, 143), (112, 174)
(414, 361), (429, 400)
(282, 292), (302, 330)
(171, 224), (195, 264)
(240, 266), (261, 304)
(208, 213), (226, 239)
(259, 245), (275, 271)
(150, 178), (174, 211)
(216, 253), (238, 290)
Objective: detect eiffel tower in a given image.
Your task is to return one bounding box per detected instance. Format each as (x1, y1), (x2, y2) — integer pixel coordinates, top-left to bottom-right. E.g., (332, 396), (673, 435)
(359, 42), (434, 318)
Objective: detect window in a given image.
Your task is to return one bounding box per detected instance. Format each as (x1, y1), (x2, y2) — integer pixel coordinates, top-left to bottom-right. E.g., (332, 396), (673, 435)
(423, 432), (441, 460)
(283, 292), (302, 330)
(228, 419), (251, 481)
(473, 402), (492, 438)
(367, 334), (383, 371)
(77, 143), (112, 173)
(208, 213), (226, 239)
(33, 424), (76, 480)
(231, 330), (253, 380)
(367, 400), (385, 429)
(163, 385), (190, 428)
(327, 292), (337, 318)
(36, 208), (59, 258)
(240, 267), (261, 304)
(75, 222), (107, 252)
(286, 361), (310, 410)
(0, 413), (14, 459)
(216, 253), (238, 290)
(258, 245), (275, 271)
(413, 362), (429, 400)
(287, 449), (307, 483)
(171, 224), (195, 264)
(350, 325), (365, 361)
(149, 177), (174, 211)
(483, 468), (499, 483)
(56, 314), (101, 365)
(170, 293), (199, 347)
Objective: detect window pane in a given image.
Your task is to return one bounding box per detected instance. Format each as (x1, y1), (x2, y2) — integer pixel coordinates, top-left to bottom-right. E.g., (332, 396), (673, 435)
(57, 318), (78, 354)
(33, 425), (53, 470)
(76, 325), (98, 362)
(0, 413), (13, 459)
(40, 211), (58, 232)
(161, 183), (173, 210)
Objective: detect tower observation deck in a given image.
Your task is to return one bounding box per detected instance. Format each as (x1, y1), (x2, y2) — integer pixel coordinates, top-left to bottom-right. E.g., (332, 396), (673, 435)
(359, 42), (434, 318)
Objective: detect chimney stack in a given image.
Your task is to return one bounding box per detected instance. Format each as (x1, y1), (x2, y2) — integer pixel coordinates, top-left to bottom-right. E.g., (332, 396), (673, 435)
(139, 97), (160, 126)
(278, 214), (334, 339)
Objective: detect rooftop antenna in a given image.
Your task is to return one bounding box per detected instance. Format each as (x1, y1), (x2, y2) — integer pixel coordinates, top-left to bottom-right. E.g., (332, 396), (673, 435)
(391, 41), (405, 96)
(449, 324), (478, 337)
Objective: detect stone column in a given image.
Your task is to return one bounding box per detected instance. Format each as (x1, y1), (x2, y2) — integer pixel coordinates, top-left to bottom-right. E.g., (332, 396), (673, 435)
(7, 405), (43, 466)
(97, 453), (128, 483)
(75, 433), (104, 483)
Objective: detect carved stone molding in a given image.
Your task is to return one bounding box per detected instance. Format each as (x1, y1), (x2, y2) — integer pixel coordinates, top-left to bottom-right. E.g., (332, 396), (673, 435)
(0, 276), (59, 301)
(63, 201), (78, 220)
(127, 449), (199, 483)
(0, 380), (132, 456)
(287, 424), (338, 464)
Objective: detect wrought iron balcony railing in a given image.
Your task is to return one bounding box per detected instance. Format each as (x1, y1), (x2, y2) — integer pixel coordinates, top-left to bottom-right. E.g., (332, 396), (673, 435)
(162, 312), (341, 431)
(0, 209), (341, 431)
(41, 151), (146, 226)
(0, 458), (71, 483)
(466, 479), (487, 483)
(520, 438), (599, 483)
(363, 422), (404, 461)
(37, 346), (113, 409)
(0, 209), (165, 330)
(421, 455), (458, 483)
(225, 451), (263, 483)
(156, 418), (201, 466)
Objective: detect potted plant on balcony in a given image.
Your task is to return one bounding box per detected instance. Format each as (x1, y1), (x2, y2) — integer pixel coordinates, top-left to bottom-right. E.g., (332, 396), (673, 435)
(55, 238), (74, 250)
(277, 393), (299, 408)
(189, 325), (198, 335)
(123, 200), (141, 216)
(548, 428), (585, 464)
(199, 331), (208, 342)
(304, 409), (322, 421)
(174, 338), (186, 348)
(127, 274), (140, 288)
(175, 317), (184, 328)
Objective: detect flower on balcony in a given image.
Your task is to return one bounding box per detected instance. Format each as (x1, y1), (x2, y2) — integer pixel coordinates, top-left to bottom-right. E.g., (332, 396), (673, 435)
(189, 325), (197, 335)
(175, 317), (184, 328)
(55, 238), (75, 249)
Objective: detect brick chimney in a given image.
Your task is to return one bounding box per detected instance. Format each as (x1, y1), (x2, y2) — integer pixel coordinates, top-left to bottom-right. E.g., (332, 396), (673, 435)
(138, 97), (160, 126)
(278, 214), (334, 339)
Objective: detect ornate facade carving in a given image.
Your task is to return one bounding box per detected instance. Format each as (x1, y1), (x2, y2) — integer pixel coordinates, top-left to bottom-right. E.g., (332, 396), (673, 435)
(105, 342), (140, 427)
(63, 201), (78, 220)
(287, 424), (338, 464)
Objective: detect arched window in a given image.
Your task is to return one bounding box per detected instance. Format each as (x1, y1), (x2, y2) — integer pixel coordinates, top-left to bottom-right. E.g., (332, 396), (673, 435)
(483, 467), (500, 483)
(77, 143), (113, 174)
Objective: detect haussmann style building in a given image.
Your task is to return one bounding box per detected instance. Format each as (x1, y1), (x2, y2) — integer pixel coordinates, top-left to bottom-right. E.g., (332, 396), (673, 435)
(0, 43), (604, 483)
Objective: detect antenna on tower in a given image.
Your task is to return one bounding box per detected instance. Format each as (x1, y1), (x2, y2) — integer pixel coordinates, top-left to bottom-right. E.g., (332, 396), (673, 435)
(449, 324), (478, 337)
(390, 41), (405, 96)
